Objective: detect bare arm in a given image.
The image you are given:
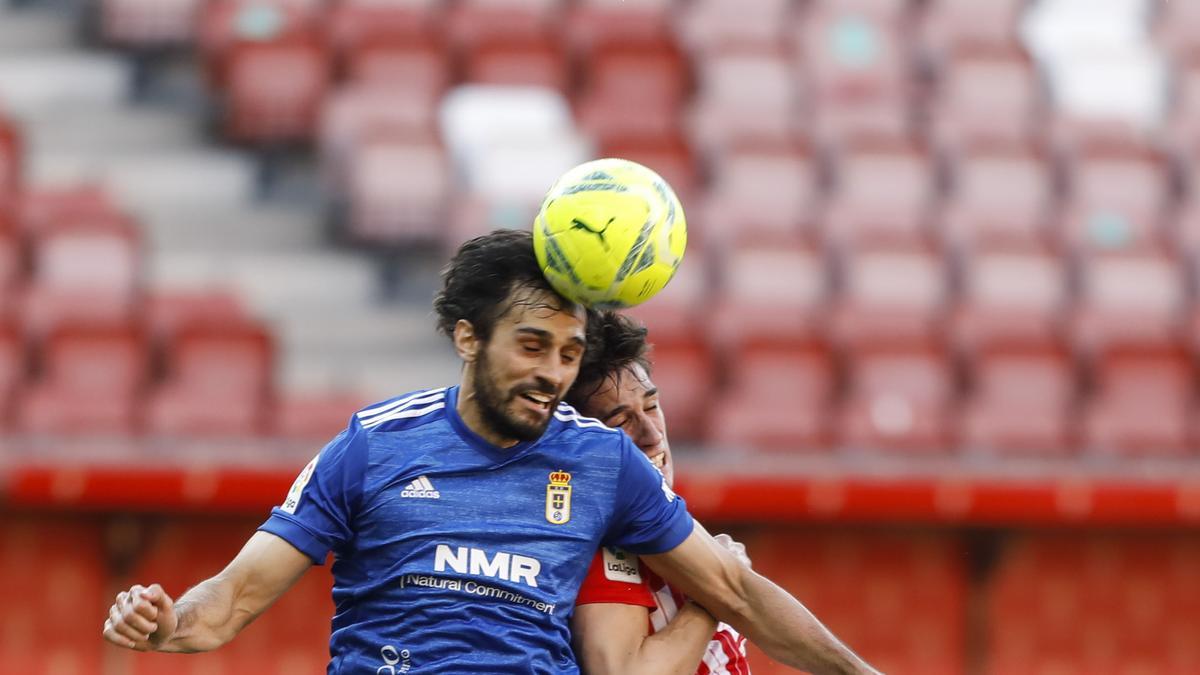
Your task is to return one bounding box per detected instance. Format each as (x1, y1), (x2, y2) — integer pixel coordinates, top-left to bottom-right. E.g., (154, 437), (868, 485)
(572, 599), (716, 675)
(103, 531), (313, 653)
(643, 522), (882, 675)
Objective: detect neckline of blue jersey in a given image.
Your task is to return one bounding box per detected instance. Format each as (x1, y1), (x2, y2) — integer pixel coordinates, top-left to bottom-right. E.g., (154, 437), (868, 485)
(444, 385), (555, 461)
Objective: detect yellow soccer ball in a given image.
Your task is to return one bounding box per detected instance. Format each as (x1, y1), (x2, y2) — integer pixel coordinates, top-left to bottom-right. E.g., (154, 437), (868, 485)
(533, 158), (687, 309)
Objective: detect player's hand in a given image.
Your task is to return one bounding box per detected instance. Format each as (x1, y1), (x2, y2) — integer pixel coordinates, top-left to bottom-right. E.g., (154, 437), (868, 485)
(102, 583), (178, 651)
(714, 533), (752, 569)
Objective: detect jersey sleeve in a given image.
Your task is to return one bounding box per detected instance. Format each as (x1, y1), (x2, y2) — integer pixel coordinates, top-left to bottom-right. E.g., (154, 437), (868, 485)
(258, 416), (369, 564)
(575, 550), (656, 608)
(602, 435), (694, 555)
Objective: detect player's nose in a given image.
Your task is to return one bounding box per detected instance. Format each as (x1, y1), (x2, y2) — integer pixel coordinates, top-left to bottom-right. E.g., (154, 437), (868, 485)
(634, 414), (664, 451)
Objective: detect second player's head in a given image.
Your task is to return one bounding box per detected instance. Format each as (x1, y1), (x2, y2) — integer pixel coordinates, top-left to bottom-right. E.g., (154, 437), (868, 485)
(566, 311), (674, 487)
(435, 230), (588, 446)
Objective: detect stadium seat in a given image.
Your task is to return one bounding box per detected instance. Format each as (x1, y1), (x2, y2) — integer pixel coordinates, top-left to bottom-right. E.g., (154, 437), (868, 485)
(0, 223), (20, 291)
(918, 0), (1028, 68)
(1058, 146), (1171, 253)
(0, 321), (19, 429)
(0, 517), (106, 675)
(708, 341), (835, 451)
(319, 85), (441, 193)
(745, 530), (967, 674)
(328, 0), (444, 58)
(642, 340), (716, 443)
(678, 0), (795, 53)
(952, 245), (1067, 351)
(700, 143), (818, 245)
(688, 50), (804, 152)
(31, 209), (140, 297)
(839, 341), (955, 453)
(986, 534), (1200, 674)
(223, 40), (331, 143)
(1081, 346), (1194, 457)
(823, 138), (935, 248)
(961, 342), (1076, 455)
(1167, 57), (1200, 166)
(446, 0), (562, 48)
(625, 249), (711, 346)
(462, 36), (570, 92)
(940, 144), (1053, 250)
(564, 0), (676, 53)
(597, 135), (700, 207)
(0, 112), (23, 209)
(145, 289), (247, 342)
(800, 0), (912, 143)
(17, 184), (117, 236)
(198, 0), (322, 87)
(17, 319), (146, 434)
(346, 134), (451, 245)
(341, 36), (450, 90)
(709, 244), (827, 350)
(147, 317), (274, 436)
(101, 0), (203, 48)
(929, 46), (1042, 152)
(575, 44), (688, 145)
(833, 245), (947, 348)
(1072, 251), (1185, 352)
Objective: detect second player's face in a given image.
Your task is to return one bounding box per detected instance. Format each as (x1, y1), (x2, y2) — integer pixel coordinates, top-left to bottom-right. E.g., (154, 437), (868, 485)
(474, 287), (587, 443)
(580, 364), (674, 487)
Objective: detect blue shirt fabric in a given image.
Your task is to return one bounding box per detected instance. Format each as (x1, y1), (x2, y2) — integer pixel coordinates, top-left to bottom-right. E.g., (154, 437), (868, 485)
(259, 385), (694, 674)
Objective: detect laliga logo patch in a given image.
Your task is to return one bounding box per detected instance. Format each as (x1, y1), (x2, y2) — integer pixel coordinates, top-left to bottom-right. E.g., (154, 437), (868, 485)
(545, 470), (572, 525)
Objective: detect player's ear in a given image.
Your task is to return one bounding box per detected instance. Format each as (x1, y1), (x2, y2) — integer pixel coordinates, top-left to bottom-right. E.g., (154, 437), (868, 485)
(453, 319), (480, 363)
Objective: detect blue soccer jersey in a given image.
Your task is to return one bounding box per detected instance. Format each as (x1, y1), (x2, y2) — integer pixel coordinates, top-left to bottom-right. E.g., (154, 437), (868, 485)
(259, 385), (694, 674)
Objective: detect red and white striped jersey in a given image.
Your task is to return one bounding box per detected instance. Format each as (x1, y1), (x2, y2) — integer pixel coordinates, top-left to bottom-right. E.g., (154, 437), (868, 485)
(576, 549), (751, 675)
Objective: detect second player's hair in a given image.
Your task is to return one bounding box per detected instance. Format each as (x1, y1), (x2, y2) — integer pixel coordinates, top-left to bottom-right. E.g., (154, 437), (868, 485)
(434, 229), (579, 342)
(566, 311), (651, 409)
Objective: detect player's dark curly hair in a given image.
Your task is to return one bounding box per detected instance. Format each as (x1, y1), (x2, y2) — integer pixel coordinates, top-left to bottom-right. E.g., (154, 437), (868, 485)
(566, 311), (651, 409)
(434, 229), (580, 343)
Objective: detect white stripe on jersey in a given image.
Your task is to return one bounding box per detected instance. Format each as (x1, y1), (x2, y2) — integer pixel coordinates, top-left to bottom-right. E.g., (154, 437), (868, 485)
(553, 411), (613, 430)
(701, 637), (732, 675)
(362, 402), (446, 429)
(357, 388), (447, 424)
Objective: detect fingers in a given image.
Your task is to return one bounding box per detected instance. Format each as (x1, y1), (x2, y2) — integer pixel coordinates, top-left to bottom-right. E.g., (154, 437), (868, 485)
(142, 583), (174, 613)
(102, 586), (161, 651)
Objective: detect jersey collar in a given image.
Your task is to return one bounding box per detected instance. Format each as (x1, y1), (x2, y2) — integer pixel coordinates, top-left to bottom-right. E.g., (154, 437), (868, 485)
(444, 385), (557, 462)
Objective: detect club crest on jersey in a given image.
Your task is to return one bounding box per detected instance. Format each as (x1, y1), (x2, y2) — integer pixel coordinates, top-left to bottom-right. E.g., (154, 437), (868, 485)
(545, 470), (572, 525)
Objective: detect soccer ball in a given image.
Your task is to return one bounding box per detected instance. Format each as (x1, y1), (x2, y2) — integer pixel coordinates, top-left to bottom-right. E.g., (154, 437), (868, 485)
(533, 158), (687, 309)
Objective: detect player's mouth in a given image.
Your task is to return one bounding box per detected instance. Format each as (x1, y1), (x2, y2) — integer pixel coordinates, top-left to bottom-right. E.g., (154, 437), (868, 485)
(648, 453), (667, 470)
(518, 391), (555, 415)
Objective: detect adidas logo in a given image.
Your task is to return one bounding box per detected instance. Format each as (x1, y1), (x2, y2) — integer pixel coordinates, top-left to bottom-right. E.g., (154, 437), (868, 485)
(401, 475), (441, 499)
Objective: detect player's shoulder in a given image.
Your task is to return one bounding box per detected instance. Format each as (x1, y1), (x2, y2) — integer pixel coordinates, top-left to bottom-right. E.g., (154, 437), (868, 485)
(352, 387), (450, 434)
(552, 403), (623, 438)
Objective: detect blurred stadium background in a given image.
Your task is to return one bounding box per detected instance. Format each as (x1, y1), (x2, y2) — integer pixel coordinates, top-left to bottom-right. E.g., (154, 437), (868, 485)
(1, 0), (1199, 673)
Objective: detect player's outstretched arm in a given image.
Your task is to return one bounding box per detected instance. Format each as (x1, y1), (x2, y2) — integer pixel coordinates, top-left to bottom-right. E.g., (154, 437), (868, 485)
(573, 598), (716, 675)
(643, 522), (883, 675)
(102, 531), (312, 653)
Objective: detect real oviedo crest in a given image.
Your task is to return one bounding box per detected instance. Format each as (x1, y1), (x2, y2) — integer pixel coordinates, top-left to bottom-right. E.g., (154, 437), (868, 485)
(545, 470), (572, 525)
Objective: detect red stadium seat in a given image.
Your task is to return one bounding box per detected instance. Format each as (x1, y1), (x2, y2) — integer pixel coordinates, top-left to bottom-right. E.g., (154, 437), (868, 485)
(597, 135), (700, 207)
(576, 44), (689, 145)
(678, 0), (795, 52)
(0, 321), (19, 429)
(1058, 147), (1170, 253)
(1081, 347), (1194, 457)
(643, 341), (715, 443)
(320, 85), (441, 193)
(0, 517), (106, 675)
(941, 144), (1053, 250)
(342, 37), (450, 90)
(1167, 58), (1200, 165)
(625, 250), (711, 346)
(446, 0), (562, 47)
(930, 46), (1041, 152)
(700, 143), (818, 245)
(839, 342), (955, 453)
(0, 113), (23, 210)
(953, 245), (1067, 351)
(961, 342), (1076, 455)
(823, 138), (935, 248)
(347, 134), (451, 245)
(708, 341), (835, 451)
(462, 37), (569, 92)
(17, 319), (146, 434)
(1072, 251), (1185, 352)
(328, 0), (443, 58)
(745, 530), (967, 674)
(101, 0), (203, 47)
(689, 50), (804, 152)
(145, 289), (247, 343)
(224, 40), (330, 143)
(31, 209), (140, 297)
(198, 0), (322, 87)
(800, 0), (912, 143)
(273, 391), (365, 440)
(147, 317), (274, 436)
(17, 183), (116, 236)
(833, 245), (947, 348)
(565, 0), (676, 53)
(0, 224), (21, 291)
(709, 244), (827, 350)
(919, 0), (1027, 67)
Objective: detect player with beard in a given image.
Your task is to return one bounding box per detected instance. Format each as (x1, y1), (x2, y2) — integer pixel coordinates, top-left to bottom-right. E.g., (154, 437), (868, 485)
(103, 230), (879, 675)
(567, 311), (753, 675)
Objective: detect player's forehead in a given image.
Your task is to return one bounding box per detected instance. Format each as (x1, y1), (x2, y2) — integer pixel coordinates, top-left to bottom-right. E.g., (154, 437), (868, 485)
(593, 364), (656, 406)
(494, 284), (586, 342)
